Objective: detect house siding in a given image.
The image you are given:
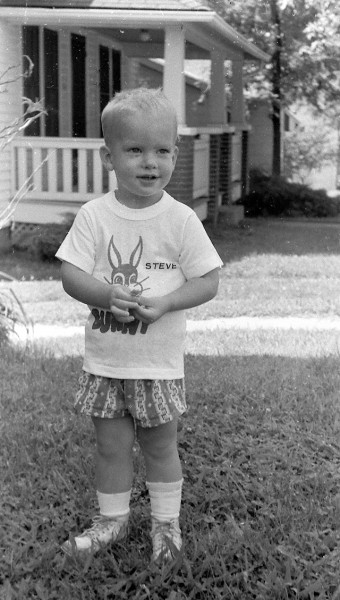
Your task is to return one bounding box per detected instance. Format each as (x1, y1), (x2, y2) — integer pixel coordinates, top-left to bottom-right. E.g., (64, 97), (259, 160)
(166, 136), (194, 205)
(136, 61), (209, 128)
(220, 133), (232, 202)
(248, 100), (273, 174)
(0, 20), (22, 219)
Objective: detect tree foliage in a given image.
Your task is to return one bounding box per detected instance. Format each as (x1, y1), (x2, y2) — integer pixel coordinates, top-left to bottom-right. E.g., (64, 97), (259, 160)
(206, 0), (340, 116)
(283, 127), (337, 183)
(204, 0), (340, 175)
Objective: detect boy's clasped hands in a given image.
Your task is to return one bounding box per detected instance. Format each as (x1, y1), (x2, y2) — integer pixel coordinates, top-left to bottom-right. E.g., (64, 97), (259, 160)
(108, 284), (168, 325)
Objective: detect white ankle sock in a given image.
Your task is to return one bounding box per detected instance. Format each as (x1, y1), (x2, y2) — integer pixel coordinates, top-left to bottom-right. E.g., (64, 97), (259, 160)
(97, 490), (131, 518)
(146, 479), (183, 522)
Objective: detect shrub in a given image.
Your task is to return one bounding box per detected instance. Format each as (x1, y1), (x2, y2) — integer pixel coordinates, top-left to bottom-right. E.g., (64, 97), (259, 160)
(0, 288), (32, 346)
(0, 319), (10, 347)
(241, 169), (340, 218)
(12, 214), (74, 261)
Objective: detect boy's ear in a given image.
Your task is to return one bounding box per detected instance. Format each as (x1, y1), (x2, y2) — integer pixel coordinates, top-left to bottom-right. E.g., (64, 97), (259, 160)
(172, 145), (179, 168)
(100, 145), (114, 171)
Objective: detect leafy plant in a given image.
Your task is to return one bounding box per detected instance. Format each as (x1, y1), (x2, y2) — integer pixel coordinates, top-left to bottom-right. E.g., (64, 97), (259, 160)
(12, 215), (74, 262)
(0, 281), (33, 346)
(0, 56), (47, 230)
(283, 125), (337, 184)
(242, 169), (340, 217)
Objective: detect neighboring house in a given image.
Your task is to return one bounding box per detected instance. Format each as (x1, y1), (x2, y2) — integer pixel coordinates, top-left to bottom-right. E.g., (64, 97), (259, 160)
(290, 105), (339, 193)
(247, 97), (300, 176)
(247, 97), (339, 193)
(0, 0), (268, 245)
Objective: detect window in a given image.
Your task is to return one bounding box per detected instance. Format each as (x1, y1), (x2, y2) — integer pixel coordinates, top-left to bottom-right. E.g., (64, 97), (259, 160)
(22, 26), (59, 137)
(22, 26), (41, 136)
(71, 33), (86, 138)
(112, 48), (121, 96)
(44, 28), (59, 136)
(99, 45), (121, 135)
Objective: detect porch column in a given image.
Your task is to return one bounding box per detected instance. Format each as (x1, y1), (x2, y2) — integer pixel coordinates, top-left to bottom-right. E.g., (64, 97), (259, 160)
(163, 24), (186, 125)
(209, 50), (226, 125)
(230, 57), (245, 125)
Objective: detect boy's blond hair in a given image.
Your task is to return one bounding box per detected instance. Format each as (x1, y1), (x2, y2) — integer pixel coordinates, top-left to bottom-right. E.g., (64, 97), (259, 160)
(101, 87), (178, 142)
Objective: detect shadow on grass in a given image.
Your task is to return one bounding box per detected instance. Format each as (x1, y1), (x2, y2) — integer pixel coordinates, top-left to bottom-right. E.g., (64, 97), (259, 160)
(2, 348), (340, 599)
(206, 219), (340, 264)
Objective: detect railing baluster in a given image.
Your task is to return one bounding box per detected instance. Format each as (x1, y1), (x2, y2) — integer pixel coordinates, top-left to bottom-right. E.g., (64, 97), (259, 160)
(48, 147), (58, 194)
(63, 148), (73, 193)
(78, 149), (87, 194)
(17, 146), (27, 191)
(93, 150), (102, 194)
(32, 146), (43, 192)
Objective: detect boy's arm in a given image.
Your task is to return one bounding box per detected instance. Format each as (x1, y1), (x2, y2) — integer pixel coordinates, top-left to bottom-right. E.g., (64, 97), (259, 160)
(60, 261), (139, 323)
(133, 268), (219, 324)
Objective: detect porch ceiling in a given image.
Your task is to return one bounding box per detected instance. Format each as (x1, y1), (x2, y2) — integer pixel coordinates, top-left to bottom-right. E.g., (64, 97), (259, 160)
(97, 27), (210, 60)
(0, 5), (269, 62)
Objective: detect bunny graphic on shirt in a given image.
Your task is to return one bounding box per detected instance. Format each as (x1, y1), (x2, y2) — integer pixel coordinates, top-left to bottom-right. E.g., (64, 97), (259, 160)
(91, 235), (150, 335)
(104, 235), (150, 296)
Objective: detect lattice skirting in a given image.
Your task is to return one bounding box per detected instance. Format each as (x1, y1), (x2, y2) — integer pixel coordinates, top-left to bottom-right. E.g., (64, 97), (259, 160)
(10, 222), (42, 242)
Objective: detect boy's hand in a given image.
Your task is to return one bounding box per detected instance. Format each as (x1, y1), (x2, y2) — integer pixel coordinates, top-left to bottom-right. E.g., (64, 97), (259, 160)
(132, 295), (170, 324)
(109, 285), (140, 322)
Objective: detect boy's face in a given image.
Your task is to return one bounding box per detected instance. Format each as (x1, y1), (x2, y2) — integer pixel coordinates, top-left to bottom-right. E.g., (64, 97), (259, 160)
(101, 109), (178, 209)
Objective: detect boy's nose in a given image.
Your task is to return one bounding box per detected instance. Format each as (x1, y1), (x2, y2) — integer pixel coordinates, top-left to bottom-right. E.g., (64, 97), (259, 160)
(143, 152), (157, 168)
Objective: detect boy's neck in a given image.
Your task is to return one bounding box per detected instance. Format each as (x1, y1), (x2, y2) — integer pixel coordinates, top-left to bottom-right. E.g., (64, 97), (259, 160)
(115, 190), (164, 209)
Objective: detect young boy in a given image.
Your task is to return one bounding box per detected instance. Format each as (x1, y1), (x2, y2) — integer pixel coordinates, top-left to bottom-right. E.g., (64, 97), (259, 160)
(56, 88), (222, 564)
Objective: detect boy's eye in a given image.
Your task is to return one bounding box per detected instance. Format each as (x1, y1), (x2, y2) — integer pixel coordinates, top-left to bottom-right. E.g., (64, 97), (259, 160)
(128, 148), (141, 153)
(158, 148), (170, 154)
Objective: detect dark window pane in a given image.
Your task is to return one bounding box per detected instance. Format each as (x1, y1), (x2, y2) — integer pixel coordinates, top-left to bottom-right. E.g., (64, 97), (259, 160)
(71, 33), (86, 138)
(22, 25), (41, 136)
(112, 49), (121, 96)
(44, 28), (59, 137)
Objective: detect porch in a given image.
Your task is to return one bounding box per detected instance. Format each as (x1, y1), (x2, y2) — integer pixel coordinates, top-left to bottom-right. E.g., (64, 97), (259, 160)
(11, 130), (214, 224)
(0, 1), (268, 233)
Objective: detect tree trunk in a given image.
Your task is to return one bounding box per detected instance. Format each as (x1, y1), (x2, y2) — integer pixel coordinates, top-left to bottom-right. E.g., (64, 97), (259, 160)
(270, 0), (282, 176)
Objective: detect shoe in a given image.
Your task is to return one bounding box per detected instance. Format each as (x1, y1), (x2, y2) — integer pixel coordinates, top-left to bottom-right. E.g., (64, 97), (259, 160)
(151, 518), (182, 564)
(61, 514), (128, 555)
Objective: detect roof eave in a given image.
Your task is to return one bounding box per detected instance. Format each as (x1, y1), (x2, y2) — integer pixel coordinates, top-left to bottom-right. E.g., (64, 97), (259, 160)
(0, 6), (270, 61)
(209, 13), (270, 62)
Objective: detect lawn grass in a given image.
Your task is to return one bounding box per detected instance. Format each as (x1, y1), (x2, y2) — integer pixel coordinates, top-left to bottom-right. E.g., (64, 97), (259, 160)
(2, 218), (340, 326)
(2, 348), (340, 599)
(3, 218), (340, 598)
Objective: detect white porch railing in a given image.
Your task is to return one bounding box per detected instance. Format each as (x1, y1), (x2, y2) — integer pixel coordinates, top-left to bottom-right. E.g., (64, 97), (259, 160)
(12, 135), (210, 206)
(12, 137), (116, 202)
(193, 135), (210, 199)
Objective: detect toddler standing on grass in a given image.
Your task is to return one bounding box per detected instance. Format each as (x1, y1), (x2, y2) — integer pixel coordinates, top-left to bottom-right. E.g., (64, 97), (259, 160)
(56, 87), (222, 565)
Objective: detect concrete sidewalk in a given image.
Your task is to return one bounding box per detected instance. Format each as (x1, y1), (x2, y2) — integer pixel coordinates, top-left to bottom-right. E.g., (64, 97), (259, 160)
(31, 316), (340, 338)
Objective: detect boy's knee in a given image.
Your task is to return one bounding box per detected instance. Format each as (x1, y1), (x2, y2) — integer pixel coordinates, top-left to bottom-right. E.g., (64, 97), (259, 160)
(93, 416), (135, 458)
(138, 420), (178, 458)
(96, 436), (133, 460)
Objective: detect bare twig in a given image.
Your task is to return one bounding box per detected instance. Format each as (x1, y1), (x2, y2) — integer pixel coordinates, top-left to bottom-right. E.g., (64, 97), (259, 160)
(0, 153), (51, 229)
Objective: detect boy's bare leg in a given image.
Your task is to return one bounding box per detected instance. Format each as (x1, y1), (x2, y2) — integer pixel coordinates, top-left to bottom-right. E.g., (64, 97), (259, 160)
(138, 419), (183, 563)
(137, 418), (182, 482)
(92, 416), (135, 493)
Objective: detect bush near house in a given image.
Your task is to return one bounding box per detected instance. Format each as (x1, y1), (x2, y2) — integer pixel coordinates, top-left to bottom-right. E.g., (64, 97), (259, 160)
(11, 215), (74, 261)
(242, 169), (340, 218)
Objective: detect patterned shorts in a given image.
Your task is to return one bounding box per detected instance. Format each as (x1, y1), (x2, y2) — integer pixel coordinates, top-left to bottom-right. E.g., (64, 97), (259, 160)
(74, 371), (186, 428)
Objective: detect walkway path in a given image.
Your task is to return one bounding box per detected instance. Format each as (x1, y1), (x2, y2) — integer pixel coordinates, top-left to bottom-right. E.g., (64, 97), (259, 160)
(31, 316), (340, 338)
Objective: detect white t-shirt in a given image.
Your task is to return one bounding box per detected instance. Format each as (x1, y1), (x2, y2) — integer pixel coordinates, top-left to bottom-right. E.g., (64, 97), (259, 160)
(56, 191), (222, 379)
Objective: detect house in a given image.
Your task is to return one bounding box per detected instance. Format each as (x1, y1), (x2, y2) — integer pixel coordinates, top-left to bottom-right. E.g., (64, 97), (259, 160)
(247, 97), (300, 176)
(0, 0), (268, 247)
(247, 98), (340, 194)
